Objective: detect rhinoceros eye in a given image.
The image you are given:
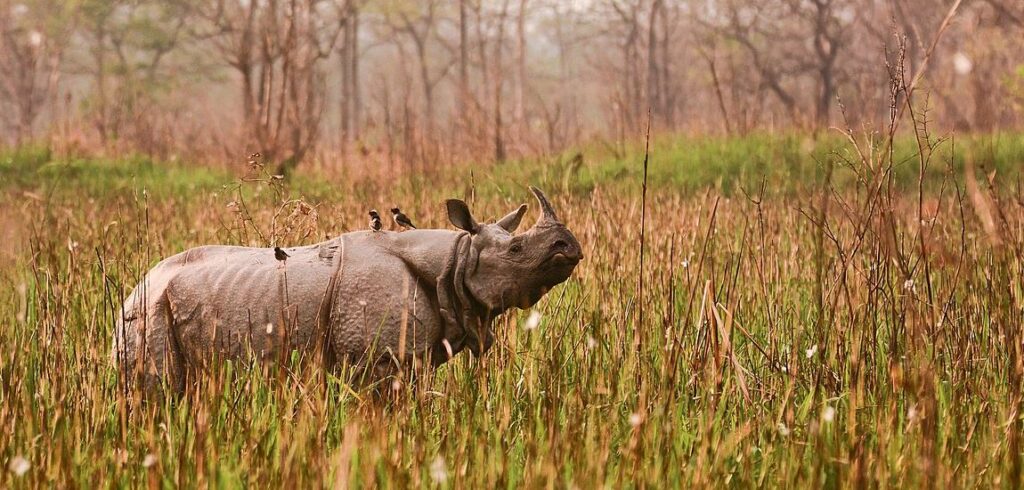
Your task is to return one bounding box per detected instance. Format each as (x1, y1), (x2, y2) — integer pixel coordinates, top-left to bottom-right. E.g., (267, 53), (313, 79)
(509, 243), (522, 254)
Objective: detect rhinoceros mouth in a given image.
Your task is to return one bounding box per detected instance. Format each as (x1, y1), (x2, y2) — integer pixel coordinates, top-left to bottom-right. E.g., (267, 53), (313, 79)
(544, 251), (582, 268)
(553, 252), (581, 264)
(541, 258), (578, 286)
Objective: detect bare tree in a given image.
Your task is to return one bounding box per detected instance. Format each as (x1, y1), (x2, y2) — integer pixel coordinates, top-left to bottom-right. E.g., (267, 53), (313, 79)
(605, 0), (646, 136)
(193, 0), (342, 173)
(491, 0), (510, 162)
(794, 0), (848, 128)
(389, 1), (452, 137)
(513, 0), (527, 143)
(339, 0), (361, 150)
(3, 0), (1024, 165)
(0, 0), (70, 145)
(699, 0), (850, 129)
(983, 0), (1024, 28)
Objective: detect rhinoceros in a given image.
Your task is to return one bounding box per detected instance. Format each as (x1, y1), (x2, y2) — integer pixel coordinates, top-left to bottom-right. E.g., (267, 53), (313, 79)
(113, 187), (582, 393)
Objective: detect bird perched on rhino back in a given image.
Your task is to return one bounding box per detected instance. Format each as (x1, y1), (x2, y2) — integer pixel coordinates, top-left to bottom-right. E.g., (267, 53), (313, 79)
(391, 207), (416, 230)
(369, 210), (383, 232)
(112, 187), (582, 395)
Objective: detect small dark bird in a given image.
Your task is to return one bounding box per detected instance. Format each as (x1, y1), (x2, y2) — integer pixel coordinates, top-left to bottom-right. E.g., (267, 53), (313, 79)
(391, 207), (416, 230)
(274, 246), (290, 262)
(369, 209), (383, 232)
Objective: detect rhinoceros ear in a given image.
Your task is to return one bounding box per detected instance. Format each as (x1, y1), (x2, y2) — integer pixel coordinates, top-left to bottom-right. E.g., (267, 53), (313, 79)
(496, 204), (528, 233)
(446, 199), (479, 233)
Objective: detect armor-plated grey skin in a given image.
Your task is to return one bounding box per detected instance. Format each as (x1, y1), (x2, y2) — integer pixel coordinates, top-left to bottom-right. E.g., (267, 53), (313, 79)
(112, 187), (582, 393)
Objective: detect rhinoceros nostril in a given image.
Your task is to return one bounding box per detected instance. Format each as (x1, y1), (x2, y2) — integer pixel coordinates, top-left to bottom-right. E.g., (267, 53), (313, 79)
(551, 239), (569, 250)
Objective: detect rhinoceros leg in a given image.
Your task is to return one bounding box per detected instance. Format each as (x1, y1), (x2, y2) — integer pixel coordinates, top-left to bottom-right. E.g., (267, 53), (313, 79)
(149, 293), (186, 394)
(116, 289), (186, 396)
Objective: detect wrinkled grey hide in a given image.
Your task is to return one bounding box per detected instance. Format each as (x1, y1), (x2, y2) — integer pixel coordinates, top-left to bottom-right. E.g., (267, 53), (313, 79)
(113, 187), (582, 393)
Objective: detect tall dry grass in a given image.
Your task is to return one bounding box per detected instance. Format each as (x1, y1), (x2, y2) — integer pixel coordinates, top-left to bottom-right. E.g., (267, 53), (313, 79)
(2, 39), (1024, 484)
(2, 119), (1023, 486)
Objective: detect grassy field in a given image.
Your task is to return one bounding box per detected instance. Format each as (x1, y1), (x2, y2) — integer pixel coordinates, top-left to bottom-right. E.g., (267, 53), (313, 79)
(2, 131), (1024, 487)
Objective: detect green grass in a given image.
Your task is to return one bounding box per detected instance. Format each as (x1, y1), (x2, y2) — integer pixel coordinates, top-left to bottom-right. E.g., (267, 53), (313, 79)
(0, 148), (227, 199)
(4, 131), (1022, 201)
(1, 132), (1023, 487)
(484, 131), (1024, 197)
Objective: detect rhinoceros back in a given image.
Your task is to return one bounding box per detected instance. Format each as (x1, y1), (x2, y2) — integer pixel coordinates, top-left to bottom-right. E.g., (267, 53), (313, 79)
(113, 241), (341, 386)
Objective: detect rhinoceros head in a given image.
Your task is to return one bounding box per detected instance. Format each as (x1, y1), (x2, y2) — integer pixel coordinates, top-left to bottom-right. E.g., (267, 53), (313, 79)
(445, 186), (583, 315)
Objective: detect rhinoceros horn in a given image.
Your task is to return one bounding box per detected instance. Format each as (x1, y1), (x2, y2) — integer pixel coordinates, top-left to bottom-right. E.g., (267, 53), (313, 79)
(530, 186), (560, 224)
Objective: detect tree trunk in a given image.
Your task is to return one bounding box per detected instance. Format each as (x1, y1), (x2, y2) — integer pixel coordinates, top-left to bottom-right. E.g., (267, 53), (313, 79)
(350, 5), (360, 142)
(340, 11), (351, 150)
(659, 3), (673, 127)
(415, 39), (434, 136)
(817, 68), (834, 129)
(514, 0), (528, 143)
(493, 0), (510, 162)
(339, 2), (360, 150)
(458, 0), (469, 113)
(646, 0), (661, 123)
(94, 19), (109, 145)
